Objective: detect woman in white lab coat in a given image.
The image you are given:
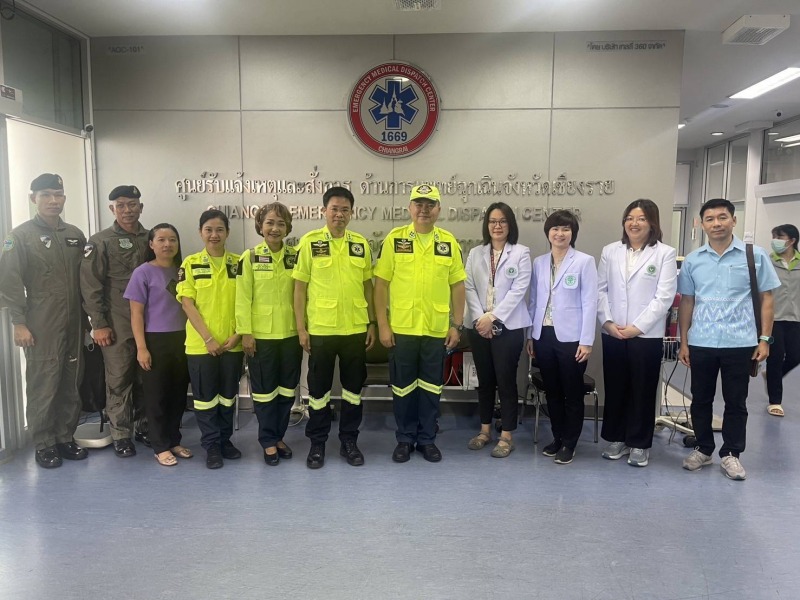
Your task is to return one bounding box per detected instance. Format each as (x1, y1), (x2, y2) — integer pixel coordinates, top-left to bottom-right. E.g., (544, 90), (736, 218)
(527, 210), (598, 465)
(464, 203), (532, 458)
(597, 199), (677, 467)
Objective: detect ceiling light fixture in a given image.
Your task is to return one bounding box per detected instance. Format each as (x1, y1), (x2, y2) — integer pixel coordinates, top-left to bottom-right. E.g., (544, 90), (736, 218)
(768, 132), (781, 136)
(678, 124), (685, 129)
(711, 132), (724, 136)
(729, 67), (800, 99)
(781, 141), (800, 148)
(775, 134), (800, 143)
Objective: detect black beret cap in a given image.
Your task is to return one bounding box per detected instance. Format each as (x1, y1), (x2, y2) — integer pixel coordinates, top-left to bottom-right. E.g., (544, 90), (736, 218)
(108, 185), (141, 201)
(30, 173), (64, 192)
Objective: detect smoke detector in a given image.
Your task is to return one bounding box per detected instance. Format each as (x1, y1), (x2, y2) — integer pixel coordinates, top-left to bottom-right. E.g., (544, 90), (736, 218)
(395, 0), (441, 11)
(722, 15), (789, 45)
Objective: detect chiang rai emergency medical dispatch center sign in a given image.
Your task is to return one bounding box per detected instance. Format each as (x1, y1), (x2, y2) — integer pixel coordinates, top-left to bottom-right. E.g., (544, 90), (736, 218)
(348, 62), (440, 158)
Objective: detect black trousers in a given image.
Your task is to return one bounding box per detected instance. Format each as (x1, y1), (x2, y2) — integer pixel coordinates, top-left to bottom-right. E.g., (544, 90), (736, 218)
(140, 331), (189, 454)
(249, 336), (303, 448)
(187, 351), (244, 451)
(467, 326), (525, 432)
(688, 345), (752, 458)
(766, 320), (800, 405)
(305, 333), (367, 444)
(533, 326), (586, 449)
(390, 334), (446, 445)
(600, 335), (663, 449)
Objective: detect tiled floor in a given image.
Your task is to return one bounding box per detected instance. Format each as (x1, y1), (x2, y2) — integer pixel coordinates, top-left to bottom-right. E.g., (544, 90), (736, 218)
(1, 367), (798, 599)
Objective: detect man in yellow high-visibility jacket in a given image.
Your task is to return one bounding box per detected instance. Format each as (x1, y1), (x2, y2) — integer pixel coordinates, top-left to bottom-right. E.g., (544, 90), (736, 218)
(293, 187), (376, 469)
(374, 185), (466, 463)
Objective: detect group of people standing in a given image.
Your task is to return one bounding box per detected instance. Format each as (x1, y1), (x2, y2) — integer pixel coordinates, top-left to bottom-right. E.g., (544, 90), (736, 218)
(1, 174), (797, 482)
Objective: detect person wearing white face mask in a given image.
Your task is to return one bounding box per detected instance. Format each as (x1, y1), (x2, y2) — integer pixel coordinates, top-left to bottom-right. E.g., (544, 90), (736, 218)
(766, 224), (800, 417)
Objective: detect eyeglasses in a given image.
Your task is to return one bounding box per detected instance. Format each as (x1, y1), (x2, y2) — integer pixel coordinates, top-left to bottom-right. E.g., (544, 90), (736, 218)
(624, 217), (648, 224)
(488, 219), (508, 227)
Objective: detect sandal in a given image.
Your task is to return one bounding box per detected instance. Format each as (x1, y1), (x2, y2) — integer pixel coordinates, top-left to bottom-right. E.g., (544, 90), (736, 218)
(171, 445), (193, 458)
(491, 438), (515, 458)
(155, 451), (177, 466)
(767, 404), (785, 417)
(467, 432), (492, 450)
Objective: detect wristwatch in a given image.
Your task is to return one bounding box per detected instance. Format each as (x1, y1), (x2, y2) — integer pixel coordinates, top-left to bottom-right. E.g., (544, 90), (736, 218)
(452, 323), (464, 333)
(759, 335), (774, 345)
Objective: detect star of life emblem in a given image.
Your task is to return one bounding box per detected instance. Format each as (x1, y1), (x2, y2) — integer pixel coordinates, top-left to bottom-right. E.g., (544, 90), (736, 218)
(348, 62), (440, 159)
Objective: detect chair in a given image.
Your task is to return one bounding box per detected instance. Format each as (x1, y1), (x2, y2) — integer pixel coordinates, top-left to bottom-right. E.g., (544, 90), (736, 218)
(525, 362), (599, 444)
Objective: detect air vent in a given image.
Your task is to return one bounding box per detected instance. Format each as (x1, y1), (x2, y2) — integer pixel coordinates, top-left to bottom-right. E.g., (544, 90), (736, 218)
(722, 15), (789, 45)
(395, 0), (441, 11)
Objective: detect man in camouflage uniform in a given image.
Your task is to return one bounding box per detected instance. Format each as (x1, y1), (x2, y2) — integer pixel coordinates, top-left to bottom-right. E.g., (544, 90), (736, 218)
(0, 173), (87, 468)
(80, 185), (149, 457)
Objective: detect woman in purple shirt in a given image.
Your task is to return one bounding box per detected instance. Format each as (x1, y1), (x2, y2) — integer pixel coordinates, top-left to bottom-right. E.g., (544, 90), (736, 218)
(124, 224), (191, 466)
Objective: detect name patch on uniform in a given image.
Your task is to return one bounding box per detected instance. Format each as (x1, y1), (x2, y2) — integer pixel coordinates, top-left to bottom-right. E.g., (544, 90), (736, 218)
(40, 235), (51, 249)
(119, 238), (133, 250)
(66, 238), (80, 247)
(394, 238), (413, 254)
(284, 254), (297, 269)
(256, 255), (273, 264)
(3, 237), (13, 251)
(311, 240), (330, 257)
(349, 242), (365, 257)
(434, 241), (452, 257)
(84, 243), (94, 258)
(190, 264), (211, 279)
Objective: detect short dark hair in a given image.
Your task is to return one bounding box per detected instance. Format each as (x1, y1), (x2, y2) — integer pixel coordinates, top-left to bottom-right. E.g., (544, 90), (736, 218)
(700, 198), (735, 218)
(144, 223), (182, 267)
(323, 186), (354, 208)
(543, 209), (579, 247)
(621, 199), (662, 247)
(772, 223), (799, 252)
(481, 202), (519, 245)
(254, 202), (293, 236)
(199, 209), (229, 231)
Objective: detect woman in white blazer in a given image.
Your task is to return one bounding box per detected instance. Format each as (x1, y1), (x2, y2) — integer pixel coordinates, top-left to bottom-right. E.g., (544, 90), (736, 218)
(597, 199), (677, 467)
(526, 210), (598, 465)
(465, 203), (532, 458)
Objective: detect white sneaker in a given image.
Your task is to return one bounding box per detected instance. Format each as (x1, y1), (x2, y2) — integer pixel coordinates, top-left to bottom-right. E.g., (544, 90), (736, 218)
(601, 441), (629, 460)
(720, 454), (746, 480)
(682, 449), (712, 471)
(627, 447), (649, 467)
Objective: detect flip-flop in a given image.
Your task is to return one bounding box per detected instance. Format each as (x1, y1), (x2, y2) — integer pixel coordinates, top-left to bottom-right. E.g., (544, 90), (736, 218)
(767, 404), (785, 417)
(171, 446), (193, 458)
(155, 451), (177, 466)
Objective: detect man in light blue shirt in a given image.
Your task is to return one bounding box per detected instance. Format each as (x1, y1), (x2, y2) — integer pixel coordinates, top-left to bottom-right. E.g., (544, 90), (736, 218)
(677, 198), (780, 480)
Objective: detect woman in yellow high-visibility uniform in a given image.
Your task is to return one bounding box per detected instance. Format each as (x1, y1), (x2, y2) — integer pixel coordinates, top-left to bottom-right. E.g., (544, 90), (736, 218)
(177, 209), (243, 469)
(236, 202), (301, 466)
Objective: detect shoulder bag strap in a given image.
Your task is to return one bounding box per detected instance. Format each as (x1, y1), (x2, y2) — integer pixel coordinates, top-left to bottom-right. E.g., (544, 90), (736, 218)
(746, 243), (762, 337)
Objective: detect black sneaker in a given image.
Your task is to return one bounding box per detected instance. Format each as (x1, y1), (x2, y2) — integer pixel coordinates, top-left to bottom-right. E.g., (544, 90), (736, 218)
(206, 445), (223, 469)
(221, 440), (242, 459)
(56, 441), (88, 460)
(113, 438), (136, 458)
(307, 443), (325, 469)
(35, 446), (62, 469)
(392, 442), (413, 463)
(340, 439), (365, 466)
(542, 439), (562, 457)
(554, 445), (575, 465)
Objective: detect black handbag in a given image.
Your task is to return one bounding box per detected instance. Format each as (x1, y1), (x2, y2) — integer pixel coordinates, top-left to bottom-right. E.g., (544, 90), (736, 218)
(79, 339), (107, 413)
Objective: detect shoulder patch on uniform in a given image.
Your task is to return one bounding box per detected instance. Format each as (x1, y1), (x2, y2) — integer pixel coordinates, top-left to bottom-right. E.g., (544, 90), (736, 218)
(349, 242), (365, 257)
(2, 237), (13, 252)
(40, 235), (52, 249)
(226, 262), (238, 278)
(435, 241), (452, 257)
(284, 254), (297, 269)
(83, 243), (95, 258)
(394, 238), (413, 254)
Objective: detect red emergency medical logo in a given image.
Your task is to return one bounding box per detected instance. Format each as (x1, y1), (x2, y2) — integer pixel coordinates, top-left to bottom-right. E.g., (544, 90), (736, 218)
(348, 62), (440, 158)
